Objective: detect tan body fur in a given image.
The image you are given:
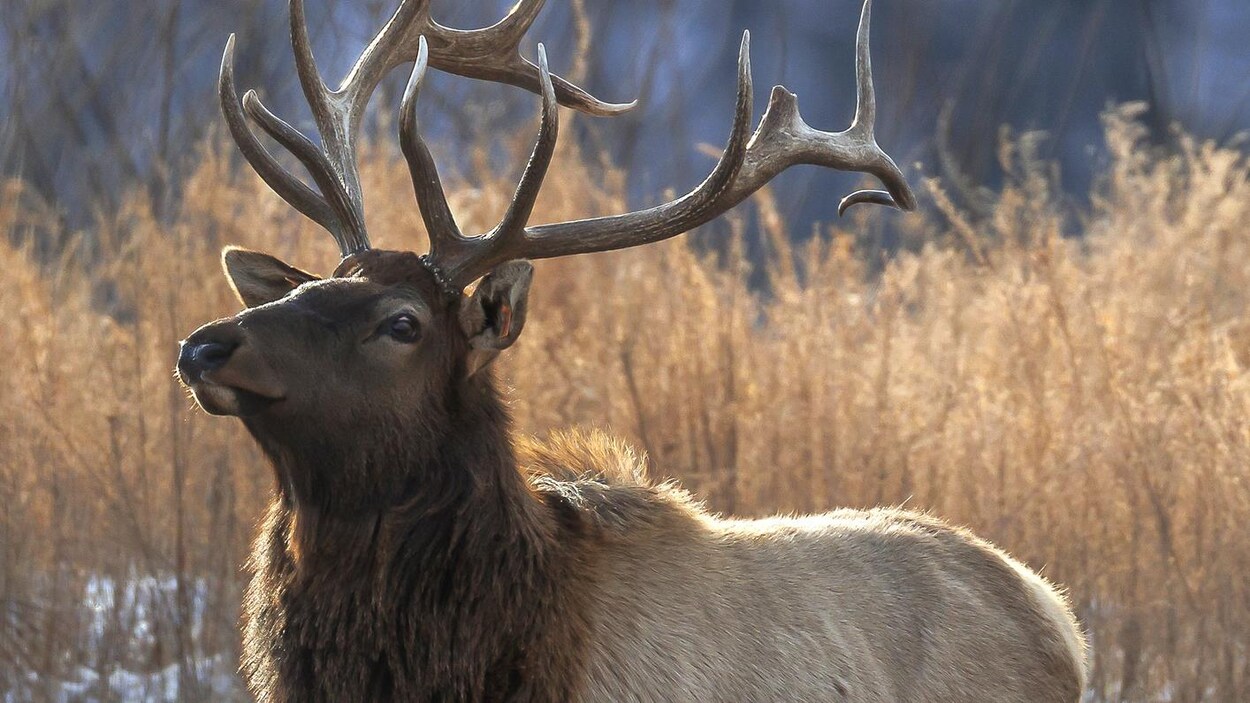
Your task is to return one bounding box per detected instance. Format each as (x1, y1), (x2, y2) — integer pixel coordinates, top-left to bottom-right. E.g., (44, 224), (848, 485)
(530, 434), (1087, 702)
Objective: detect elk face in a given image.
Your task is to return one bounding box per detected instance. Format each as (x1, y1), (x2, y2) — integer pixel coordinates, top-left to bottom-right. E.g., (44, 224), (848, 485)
(177, 248), (532, 429)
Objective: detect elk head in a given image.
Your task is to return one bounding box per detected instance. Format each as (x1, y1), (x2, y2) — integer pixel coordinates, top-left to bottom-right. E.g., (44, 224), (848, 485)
(177, 0), (914, 507)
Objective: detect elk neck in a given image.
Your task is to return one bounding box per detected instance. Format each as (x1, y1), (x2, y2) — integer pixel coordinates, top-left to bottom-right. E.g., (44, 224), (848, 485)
(241, 367), (589, 699)
(244, 362), (559, 582)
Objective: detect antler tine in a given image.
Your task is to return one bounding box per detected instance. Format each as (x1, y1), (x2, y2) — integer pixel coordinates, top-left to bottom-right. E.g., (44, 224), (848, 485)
(493, 44), (560, 242)
(424, 0), (635, 117)
(849, 0), (876, 138)
(422, 0), (915, 287)
(242, 90), (369, 249)
(276, 0), (380, 254)
(464, 44), (561, 276)
(218, 35), (344, 241)
(839, 0), (914, 213)
(400, 36), (465, 262)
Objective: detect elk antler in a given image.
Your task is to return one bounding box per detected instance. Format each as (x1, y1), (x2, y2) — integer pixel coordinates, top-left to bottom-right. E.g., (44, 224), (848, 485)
(219, 0), (633, 257)
(403, 0), (917, 288)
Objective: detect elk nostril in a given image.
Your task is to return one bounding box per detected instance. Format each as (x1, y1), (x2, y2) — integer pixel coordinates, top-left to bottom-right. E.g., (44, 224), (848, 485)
(179, 340), (239, 379)
(195, 341), (236, 369)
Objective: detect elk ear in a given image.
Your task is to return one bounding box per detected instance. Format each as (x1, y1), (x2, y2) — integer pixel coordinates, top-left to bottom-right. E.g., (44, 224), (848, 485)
(221, 246), (319, 308)
(459, 260), (534, 376)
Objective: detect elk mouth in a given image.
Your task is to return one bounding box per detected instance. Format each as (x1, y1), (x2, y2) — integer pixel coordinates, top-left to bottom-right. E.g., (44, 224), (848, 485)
(186, 376), (284, 417)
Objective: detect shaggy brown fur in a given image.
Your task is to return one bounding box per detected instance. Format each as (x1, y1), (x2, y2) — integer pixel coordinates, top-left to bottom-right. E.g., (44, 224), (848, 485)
(239, 390), (592, 701)
(178, 251), (1086, 702)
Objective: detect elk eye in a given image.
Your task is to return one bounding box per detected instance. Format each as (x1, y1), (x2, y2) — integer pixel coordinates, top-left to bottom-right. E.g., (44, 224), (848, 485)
(385, 314), (420, 343)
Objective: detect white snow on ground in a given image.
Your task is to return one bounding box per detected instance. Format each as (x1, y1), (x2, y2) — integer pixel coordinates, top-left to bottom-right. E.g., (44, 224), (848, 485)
(4, 573), (247, 702)
(6, 654), (239, 703)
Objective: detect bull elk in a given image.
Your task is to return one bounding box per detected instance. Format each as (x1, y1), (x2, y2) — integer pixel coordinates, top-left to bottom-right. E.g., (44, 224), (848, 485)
(176, 0), (1087, 700)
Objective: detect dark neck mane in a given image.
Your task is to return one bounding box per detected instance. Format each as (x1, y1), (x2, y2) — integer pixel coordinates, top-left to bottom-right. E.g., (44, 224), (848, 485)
(242, 373), (588, 701)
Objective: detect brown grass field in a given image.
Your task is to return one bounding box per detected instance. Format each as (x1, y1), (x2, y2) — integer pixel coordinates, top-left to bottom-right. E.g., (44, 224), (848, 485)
(2, 105), (1249, 700)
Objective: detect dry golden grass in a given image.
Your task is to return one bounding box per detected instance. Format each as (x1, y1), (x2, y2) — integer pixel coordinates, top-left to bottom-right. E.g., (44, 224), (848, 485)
(3, 106), (1249, 700)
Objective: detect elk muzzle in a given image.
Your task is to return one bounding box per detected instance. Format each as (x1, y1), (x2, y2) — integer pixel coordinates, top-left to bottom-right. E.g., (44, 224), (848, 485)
(178, 322), (286, 416)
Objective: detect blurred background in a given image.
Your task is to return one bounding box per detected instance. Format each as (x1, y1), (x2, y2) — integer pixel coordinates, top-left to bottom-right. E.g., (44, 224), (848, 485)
(6, 0), (1249, 242)
(3, 0), (1250, 700)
